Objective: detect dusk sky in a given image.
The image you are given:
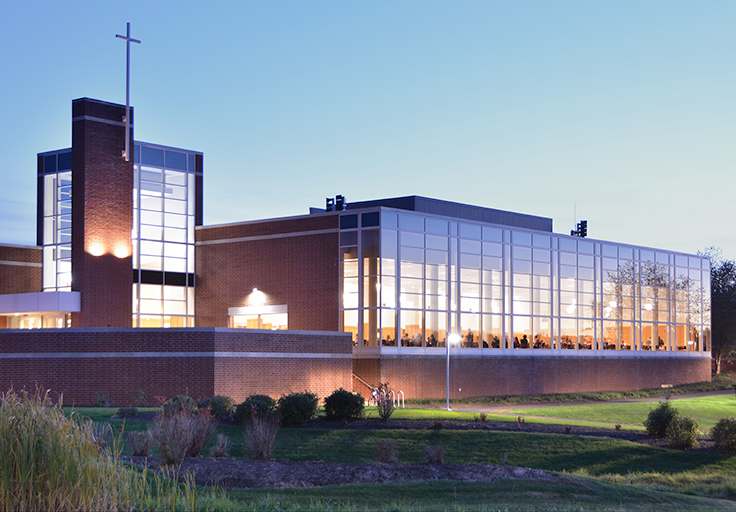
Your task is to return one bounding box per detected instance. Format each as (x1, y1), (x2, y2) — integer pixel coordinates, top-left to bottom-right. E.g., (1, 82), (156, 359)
(1, 1), (734, 259)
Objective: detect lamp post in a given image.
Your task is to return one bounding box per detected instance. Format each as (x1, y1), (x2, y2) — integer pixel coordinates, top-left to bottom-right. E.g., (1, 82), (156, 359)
(446, 333), (461, 411)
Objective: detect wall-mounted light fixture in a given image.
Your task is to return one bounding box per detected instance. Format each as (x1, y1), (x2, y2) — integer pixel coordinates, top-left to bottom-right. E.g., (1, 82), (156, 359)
(247, 288), (267, 307)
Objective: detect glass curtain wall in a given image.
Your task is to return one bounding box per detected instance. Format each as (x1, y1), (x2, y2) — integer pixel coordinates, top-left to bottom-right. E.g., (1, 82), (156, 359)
(132, 143), (198, 328)
(342, 208), (710, 354)
(41, 150), (73, 291)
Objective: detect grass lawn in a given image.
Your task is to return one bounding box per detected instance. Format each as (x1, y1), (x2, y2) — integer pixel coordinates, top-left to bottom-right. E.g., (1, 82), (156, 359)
(366, 405), (646, 430)
(505, 395), (736, 432)
(65, 399), (736, 509)
(407, 372), (736, 406)
(227, 477), (736, 511)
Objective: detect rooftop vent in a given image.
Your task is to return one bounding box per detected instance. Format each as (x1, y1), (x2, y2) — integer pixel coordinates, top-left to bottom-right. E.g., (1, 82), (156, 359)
(326, 195), (347, 212)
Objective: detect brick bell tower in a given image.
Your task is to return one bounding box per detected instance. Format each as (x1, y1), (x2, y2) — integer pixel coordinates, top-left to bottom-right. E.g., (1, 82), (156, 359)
(70, 98), (133, 327)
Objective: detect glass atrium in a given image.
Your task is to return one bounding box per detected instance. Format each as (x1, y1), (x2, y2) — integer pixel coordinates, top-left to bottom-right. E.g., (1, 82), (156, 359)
(342, 209), (710, 355)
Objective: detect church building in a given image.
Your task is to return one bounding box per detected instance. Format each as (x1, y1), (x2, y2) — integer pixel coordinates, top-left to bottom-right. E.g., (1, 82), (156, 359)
(0, 97), (712, 404)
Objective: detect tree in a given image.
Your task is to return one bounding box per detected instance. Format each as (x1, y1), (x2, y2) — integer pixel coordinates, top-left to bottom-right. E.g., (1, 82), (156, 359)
(700, 247), (736, 373)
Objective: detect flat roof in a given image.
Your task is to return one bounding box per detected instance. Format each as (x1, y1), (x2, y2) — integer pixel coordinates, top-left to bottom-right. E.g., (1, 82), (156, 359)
(343, 195), (553, 232)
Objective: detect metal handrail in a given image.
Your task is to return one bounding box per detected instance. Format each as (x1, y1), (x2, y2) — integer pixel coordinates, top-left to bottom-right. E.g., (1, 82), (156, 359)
(352, 373), (373, 390)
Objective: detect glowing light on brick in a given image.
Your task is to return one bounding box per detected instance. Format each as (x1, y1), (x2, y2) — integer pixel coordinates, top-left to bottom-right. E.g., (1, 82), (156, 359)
(113, 245), (130, 258)
(247, 288), (267, 306)
(88, 243), (105, 256)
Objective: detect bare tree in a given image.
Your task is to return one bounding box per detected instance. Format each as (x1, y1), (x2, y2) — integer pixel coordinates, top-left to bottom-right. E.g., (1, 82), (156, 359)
(700, 248), (736, 373)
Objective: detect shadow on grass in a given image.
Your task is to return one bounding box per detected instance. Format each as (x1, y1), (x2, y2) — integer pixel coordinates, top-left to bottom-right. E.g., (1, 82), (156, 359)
(226, 475), (736, 511)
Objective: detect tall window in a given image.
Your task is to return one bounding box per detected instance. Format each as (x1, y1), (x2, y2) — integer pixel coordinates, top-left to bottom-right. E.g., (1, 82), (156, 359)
(41, 151), (72, 291)
(132, 143), (200, 328)
(348, 208), (710, 356)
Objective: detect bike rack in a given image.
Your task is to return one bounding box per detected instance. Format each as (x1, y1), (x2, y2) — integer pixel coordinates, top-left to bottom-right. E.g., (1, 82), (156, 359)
(393, 390), (405, 408)
(370, 388), (405, 408)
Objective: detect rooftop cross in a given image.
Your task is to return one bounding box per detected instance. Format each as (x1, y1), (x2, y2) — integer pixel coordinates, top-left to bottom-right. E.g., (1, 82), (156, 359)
(116, 22), (141, 162)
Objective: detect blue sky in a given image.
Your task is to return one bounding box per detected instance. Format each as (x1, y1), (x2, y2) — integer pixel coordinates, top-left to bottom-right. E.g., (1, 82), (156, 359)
(1, 1), (734, 258)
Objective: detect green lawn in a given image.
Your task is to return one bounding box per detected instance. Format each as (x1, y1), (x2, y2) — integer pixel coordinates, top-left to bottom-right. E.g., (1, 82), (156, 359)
(506, 395), (736, 432)
(407, 372), (736, 406)
(65, 398), (736, 509)
(227, 478), (736, 511)
(368, 405), (647, 430)
(271, 429), (732, 474)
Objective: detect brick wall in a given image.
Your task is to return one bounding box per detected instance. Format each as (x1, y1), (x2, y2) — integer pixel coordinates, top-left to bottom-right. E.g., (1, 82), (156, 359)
(71, 98), (133, 327)
(196, 215), (338, 242)
(0, 328), (352, 406)
(195, 215), (340, 331)
(354, 355), (712, 400)
(0, 244), (42, 295)
(352, 358), (381, 396)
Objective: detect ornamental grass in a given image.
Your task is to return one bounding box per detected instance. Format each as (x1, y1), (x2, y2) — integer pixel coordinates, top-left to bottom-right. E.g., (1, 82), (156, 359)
(0, 388), (230, 512)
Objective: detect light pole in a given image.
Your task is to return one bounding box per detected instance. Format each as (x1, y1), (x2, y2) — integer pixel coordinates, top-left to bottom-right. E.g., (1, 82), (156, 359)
(446, 333), (461, 411)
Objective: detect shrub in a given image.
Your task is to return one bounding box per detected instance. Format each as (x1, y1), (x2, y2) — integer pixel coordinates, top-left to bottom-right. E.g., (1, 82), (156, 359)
(129, 389), (147, 407)
(94, 392), (111, 407)
(244, 413), (280, 460)
(186, 407), (217, 457)
(209, 434), (230, 458)
(278, 391), (319, 426)
(116, 406), (138, 418)
(644, 401), (679, 438)
(163, 394), (198, 418)
(433, 417), (443, 430)
(150, 412), (198, 465)
(127, 430), (153, 456)
(375, 441), (398, 463)
(198, 395), (235, 421)
(376, 393), (395, 420)
(324, 388), (364, 420)
(424, 445), (445, 464)
(150, 408), (217, 465)
(235, 394), (276, 424)
(712, 417), (736, 452)
(666, 415), (699, 449)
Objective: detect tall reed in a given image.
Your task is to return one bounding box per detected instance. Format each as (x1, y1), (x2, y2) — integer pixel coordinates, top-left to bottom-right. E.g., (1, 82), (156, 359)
(0, 388), (232, 511)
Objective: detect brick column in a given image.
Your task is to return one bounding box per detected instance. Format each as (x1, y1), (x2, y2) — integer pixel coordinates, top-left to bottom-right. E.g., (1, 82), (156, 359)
(70, 98), (133, 327)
